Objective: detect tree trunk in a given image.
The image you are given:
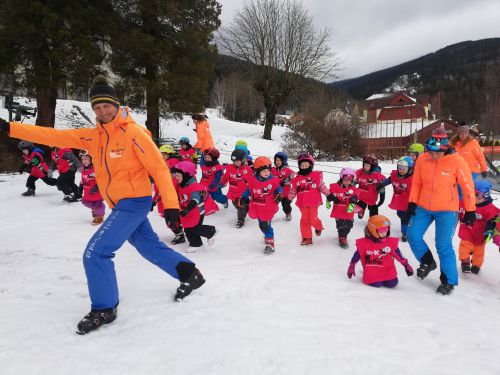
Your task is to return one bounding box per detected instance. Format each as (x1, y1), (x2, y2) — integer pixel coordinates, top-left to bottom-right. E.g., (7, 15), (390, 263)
(35, 88), (57, 127)
(263, 100), (276, 140)
(145, 68), (160, 143)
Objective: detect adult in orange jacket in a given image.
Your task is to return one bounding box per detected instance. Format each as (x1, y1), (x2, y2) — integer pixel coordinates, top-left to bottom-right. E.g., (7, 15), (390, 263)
(406, 128), (476, 295)
(450, 124), (488, 179)
(192, 114), (215, 166)
(0, 78), (205, 335)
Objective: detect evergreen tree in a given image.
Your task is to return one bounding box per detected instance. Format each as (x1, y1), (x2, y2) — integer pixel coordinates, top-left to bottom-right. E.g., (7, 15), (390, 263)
(0, 0), (105, 126)
(108, 0), (221, 141)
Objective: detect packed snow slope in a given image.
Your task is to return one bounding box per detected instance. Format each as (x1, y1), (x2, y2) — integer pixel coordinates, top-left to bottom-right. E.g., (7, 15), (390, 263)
(1, 99), (500, 375)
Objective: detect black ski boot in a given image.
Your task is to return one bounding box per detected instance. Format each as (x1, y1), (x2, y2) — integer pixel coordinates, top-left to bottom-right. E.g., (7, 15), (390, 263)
(236, 220), (245, 228)
(401, 234), (408, 242)
(21, 188), (35, 197)
(417, 261), (437, 279)
(174, 267), (205, 301)
(470, 265), (481, 274)
(171, 232), (186, 245)
(436, 282), (454, 295)
(63, 194), (79, 202)
(461, 261), (471, 273)
(416, 251), (437, 280)
(76, 307), (117, 335)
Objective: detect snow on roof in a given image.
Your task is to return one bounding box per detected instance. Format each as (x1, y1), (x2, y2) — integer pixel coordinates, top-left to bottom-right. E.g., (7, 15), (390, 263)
(366, 93), (393, 100)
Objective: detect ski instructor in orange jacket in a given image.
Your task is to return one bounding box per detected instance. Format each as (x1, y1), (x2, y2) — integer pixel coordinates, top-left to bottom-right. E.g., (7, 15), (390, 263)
(406, 128), (476, 296)
(0, 78), (205, 335)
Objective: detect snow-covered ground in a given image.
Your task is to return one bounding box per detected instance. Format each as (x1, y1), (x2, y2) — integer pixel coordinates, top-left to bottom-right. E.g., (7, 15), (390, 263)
(1, 100), (500, 375)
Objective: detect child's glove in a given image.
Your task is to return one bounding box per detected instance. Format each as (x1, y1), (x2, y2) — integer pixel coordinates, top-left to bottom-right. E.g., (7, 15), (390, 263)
(347, 263), (356, 279)
(326, 193), (338, 203)
(461, 211), (477, 226)
(376, 192), (385, 207)
(485, 229), (494, 243)
(274, 192), (283, 204)
(400, 259), (414, 276)
(180, 209), (189, 217)
(280, 177), (290, 187)
(164, 209), (181, 228)
(406, 202), (417, 217)
(237, 197), (249, 208)
(349, 195), (358, 203)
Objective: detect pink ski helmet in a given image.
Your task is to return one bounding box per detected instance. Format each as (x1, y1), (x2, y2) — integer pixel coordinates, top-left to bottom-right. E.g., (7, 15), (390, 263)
(340, 167), (356, 179)
(173, 161), (196, 177)
(297, 153), (315, 166)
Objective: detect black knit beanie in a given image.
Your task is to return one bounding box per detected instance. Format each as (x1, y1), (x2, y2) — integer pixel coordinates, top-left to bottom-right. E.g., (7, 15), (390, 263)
(89, 76), (120, 108)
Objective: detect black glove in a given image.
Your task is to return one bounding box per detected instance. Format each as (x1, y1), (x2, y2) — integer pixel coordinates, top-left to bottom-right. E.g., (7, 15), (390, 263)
(280, 177), (290, 187)
(0, 118), (9, 132)
(376, 193), (385, 207)
(326, 193), (339, 203)
(164, 208), (181, 227)
(349, 195), (358, 203)
(377, 185), (385, 194)
(406, 202), (417, 217)
(150, 200), (157, 212)
(180, 209), (189, 217)
(482, 171), (488, 179)
(462, 211), (477, 226)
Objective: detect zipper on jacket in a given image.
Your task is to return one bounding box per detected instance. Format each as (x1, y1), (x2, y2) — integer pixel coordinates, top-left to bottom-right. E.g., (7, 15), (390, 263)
(102, 126), (116, 207)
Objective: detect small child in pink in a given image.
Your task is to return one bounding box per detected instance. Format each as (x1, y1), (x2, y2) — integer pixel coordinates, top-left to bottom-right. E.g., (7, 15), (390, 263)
(327, 167), (360, 248)
(347, 215), (413, 288)
(271, 152), (295, 221)
(79, 152), (105, 225)
(355, 155), (386, 218)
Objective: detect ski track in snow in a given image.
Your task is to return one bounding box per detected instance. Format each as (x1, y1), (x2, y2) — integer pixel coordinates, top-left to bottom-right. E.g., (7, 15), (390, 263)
(1, 100), (500, 375)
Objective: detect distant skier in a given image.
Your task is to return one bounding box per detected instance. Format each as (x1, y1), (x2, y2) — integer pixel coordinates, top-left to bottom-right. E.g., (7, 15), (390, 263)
(0, 77), (205, 334)
(220, 148), (252, 228)
(326, 167), (361, 249)
(17, 140), (57, 196)
(238, 156), (283, 254)
(377, 156), (414, 242)
(271, 152), (295, 221)
(355, 155), (386, 218)
(347, 215), (414, 288)
(79, 151), (105, 225)
(49, 146), (82, 202)
(458, 179), (499, 274)
(288, 153), (331, 246)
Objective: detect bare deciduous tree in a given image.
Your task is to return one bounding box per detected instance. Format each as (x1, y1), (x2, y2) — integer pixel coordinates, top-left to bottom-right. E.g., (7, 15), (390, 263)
(219, 0), (339, 139)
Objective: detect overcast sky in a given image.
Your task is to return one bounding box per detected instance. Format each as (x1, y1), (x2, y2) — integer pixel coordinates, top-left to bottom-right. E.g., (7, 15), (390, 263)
(217, 0), (500, 80)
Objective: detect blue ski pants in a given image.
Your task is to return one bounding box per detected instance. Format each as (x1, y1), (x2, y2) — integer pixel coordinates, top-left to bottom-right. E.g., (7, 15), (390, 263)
(407, 206), (458, 285)
(83, 197), (193, 310)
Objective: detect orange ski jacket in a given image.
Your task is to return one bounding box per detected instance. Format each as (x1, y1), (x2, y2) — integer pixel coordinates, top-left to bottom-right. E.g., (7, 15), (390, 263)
(409, 152), (476, 212)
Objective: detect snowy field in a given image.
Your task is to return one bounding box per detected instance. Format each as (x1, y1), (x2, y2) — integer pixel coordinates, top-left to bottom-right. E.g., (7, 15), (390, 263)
(1, 100), (500, 375)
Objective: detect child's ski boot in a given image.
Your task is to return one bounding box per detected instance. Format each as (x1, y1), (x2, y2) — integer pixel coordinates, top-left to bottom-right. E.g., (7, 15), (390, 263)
(171, 232), (186, 245)
(470, 265), (481, 274)
(285, 213), (292, 221)
(315, 228), (323, 236)
(76, 307), (117, 335)
(236, 220), (245, 228)
(461, 260), (471, 273)
(301, 238), (313, 246)
(264, 238), (275, 254)
(21, 188), (35, 197)
(91, 216), (104, 226)
(401, 234), (407, 242)
(339, 237), (349, 249)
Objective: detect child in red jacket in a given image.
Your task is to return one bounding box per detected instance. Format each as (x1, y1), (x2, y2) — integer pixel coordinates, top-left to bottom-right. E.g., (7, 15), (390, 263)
(201, 147), (228, 208)
(355, 155), (386, 218)
(153, 144), (186, 245)
(172, 161), (217, 252)
(377, 156), (414, 242)
(271, 152), (295, 221)
(347, 215), (414, 287)
(238, 156), (283, 254)
(327, 167), (360, 249)
(289, 153), (331, 246)
(221, 148), (252, 228)
(17, 140), (56, 196)
(79, 151), (105, 225)
(458, 179), (499, 274)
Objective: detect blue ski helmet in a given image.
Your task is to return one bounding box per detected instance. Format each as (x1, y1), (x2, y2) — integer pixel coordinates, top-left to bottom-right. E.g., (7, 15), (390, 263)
(474, 179), (492, 199)
(274, 151), (288, 166)
(397, 156), (414, 169)
(179, 137), (190, 145)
